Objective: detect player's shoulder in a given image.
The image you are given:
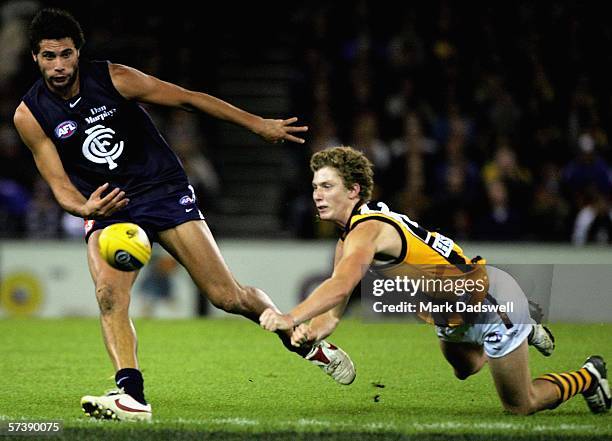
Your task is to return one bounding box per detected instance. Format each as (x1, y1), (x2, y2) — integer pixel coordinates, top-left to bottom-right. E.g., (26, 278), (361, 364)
(340, 200), (403, 241)
(351, 200), (403, 224)
(347, 201), (395, 234)
(84, 59), (130, 101)
(346, 218), (386, 243)
(107, 61), (128, 76)
(106, 62), (150, 82)
(21, 77), (45, 105)
(83, 59), (114, 81)
(13, 101), (49, 148)
(13, 101), (34, 128)
(357, 200), (398, 215)
(84, 59), (110, 71)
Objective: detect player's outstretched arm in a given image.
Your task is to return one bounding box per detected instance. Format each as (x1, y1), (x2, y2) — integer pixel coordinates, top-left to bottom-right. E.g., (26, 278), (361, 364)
(289, 306), (345, 347)
(297, 238), (352, 343)
(259, 222), (380, 332)
(13, 102), (128, 218)
(108, 63), (308, 144)
(290, 323), (318, 347)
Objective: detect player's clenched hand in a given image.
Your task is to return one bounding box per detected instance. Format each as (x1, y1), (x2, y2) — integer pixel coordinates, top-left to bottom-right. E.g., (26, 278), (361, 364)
(81, 183), (129, 218)
(259, 308), (295, 331)
(290, 323), (316, 347)
(253, 117), (308, 144)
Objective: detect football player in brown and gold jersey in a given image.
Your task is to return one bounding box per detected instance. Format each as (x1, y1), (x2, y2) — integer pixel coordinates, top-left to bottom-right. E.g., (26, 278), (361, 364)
(260, 146), (610, 415)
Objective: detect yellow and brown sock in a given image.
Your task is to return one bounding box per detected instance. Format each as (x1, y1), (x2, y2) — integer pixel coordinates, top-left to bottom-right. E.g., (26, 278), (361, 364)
(537, 368), (593, 407)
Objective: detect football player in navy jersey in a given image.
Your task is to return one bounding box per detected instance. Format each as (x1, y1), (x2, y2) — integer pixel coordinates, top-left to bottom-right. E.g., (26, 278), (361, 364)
(13, 8), (355, 421)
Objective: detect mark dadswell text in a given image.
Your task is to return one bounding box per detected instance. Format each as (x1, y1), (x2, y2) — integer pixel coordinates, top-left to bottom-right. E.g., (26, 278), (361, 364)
(372, 301), (514, 314)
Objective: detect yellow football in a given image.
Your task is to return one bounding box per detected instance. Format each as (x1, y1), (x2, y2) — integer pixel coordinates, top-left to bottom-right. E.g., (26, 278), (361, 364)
(98, 223), (151, 271)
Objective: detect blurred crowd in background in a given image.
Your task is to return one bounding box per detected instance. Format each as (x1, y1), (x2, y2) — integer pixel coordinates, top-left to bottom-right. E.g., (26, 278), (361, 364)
(1, 1), (611, 244)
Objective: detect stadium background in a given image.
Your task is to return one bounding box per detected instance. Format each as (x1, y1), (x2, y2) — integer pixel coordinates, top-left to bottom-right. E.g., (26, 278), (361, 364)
(1, 2), (611, 440)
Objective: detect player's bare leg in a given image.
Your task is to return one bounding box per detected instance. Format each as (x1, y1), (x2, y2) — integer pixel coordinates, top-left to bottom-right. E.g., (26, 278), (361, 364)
(81, 229), (151, 421)
(439, 340), (486, 380)
(158, 220), (286, 323)
(488, 340), (561, 414)
(158, 220), (356, 384)
(491, 343), (610, 414)
(87, 229), (140, 370)
(159, 220), (311, 358)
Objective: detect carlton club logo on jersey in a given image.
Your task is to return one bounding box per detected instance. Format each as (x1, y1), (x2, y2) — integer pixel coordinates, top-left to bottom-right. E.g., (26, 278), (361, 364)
(54, 120), (78, 139)
(82, 124), (124, 170)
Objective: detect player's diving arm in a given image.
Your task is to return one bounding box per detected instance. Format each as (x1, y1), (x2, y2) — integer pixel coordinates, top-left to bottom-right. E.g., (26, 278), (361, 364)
(302, 240), (349, 341)
(13, 103), (128, 219)
(108, 63), (307, 144)
(301, 305), (345, 343)
(289, 223), (380, 328)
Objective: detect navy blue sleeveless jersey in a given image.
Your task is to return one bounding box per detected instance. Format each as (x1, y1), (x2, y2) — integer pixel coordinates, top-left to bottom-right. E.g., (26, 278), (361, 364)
(22, 60), (189, 201)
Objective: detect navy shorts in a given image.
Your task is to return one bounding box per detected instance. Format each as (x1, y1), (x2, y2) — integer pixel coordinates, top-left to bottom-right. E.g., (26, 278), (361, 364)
(84, 184), (204, 243)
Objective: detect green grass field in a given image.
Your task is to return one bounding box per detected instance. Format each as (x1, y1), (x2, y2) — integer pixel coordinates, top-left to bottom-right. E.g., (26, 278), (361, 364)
(0, 318), (610, 440)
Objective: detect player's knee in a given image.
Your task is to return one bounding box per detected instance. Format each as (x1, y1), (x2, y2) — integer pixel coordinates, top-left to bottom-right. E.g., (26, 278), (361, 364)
(500, 397), (536, 415)
(451, 361), (482, 380)
(502, 402), (535, 415)
(454, 369), (472, 380)
(95, 284), (128, 315)
(208, 288), (242, 313)
(207, 285), (261, 314)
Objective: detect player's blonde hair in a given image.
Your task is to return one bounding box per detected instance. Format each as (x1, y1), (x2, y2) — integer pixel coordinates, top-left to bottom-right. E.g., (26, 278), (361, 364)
(310, 146), (374, 201)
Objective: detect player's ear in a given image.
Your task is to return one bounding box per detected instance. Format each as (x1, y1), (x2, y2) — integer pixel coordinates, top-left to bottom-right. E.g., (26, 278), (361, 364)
(32, 52), (37, 63)
(349, 183), (361, 199)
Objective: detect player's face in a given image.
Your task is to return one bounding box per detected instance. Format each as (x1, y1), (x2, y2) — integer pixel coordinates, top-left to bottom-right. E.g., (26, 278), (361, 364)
(312, 166), (359, 226)
(33, 38), (80, 95)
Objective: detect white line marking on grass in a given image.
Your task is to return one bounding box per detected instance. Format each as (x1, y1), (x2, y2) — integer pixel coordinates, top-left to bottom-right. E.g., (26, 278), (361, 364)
(473, 422), (598, 432)
(413, 422), (464, 431)
(364, 422), (397, 431)
(412, 422), (601, 433)
(531, 423), (600, 432)
(212, 417), (259, 426)
(62, 416), (606, 435)
(288, 420), (599, 433)
(173, 417), (260, 427)
(291, 419), (357, 429)
(295, 419), (333, 426)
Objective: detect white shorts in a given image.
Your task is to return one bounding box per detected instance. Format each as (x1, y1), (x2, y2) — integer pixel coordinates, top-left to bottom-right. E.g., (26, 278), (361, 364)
(436, 321), (532, 358)
(436, 265), (533, 358)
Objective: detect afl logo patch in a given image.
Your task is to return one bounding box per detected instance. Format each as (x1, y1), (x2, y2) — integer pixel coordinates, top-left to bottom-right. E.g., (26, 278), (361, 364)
(55, 120), (78, 139)
(179, 195), (195, 206)
(484, 332), (502, 343)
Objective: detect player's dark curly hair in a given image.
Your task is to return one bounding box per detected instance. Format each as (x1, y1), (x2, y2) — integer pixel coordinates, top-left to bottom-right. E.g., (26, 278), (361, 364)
(29, 8), (85, 54)
(310, 146), (374, 201)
